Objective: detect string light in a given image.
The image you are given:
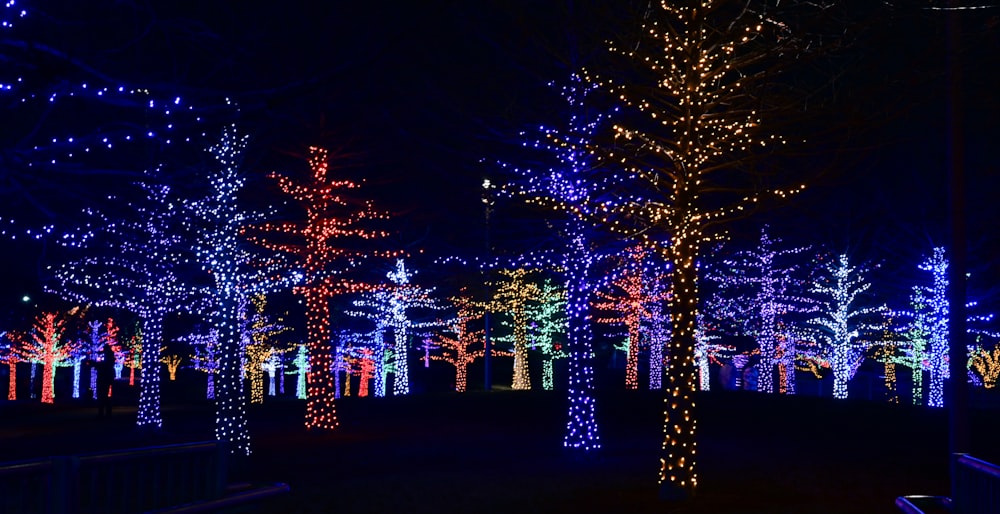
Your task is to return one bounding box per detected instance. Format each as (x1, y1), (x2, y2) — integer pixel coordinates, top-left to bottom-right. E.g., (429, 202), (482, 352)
(246, 145), (399, 429)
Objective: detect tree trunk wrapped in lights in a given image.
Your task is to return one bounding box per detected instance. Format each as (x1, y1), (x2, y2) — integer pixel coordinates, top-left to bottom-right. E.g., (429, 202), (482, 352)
(591, 1), (826, 496)
(13, 313), (73, 404)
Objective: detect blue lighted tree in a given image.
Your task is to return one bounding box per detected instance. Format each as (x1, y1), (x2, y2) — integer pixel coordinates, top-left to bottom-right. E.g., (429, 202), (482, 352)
(48, 181), (203, 428)
(896, 247), (997, 408)
(496, 73), (623, 452)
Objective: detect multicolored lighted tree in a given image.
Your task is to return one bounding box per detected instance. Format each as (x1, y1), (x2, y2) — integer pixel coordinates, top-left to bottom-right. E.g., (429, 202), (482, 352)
(971, 344), (1000, 389)
(14, 312), (73, 404)
(595, 247), (670, 390)
(496, 73), (620, 453)
(49, 182), (201, 428)
(246, 145), (397, 430)
(897, 247), (996, 408)
(803, 254), (886, 400)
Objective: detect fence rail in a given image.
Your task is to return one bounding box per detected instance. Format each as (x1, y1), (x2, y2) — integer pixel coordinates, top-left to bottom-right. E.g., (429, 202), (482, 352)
(0, 441), (288, 514)
(897, 454), (1000, 514)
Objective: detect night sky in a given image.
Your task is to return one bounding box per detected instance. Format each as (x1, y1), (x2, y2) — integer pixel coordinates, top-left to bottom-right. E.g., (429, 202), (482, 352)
(2, 1), (999, 321)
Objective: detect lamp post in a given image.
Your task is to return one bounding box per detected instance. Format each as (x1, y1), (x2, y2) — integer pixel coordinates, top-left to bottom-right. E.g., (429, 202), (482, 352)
(482, 178), (495, 391)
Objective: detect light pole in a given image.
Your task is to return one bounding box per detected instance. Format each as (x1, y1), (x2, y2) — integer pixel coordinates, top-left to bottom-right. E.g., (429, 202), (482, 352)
(482, 178), (495, 391)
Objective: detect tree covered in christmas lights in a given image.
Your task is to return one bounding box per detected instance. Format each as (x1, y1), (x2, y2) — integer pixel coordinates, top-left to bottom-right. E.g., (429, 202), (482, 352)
(707, 228), (812, 394)
(347, 259), (444, 396)
(594, 247), (670, 390)
(48, 180), (203, 429)
(288, 344), (308, 400)
(802, 253), (886, 400)
(246, 145), (397, 430)
(184, 328), (220, 399)
(496, 72), (622, 453)
(490, 268), (545, 390)
(524, 279), (568, 391)
(590, 2), (817, 495)
(895, 247), (997, 408)
(429, 292), (488, 393)
(13, 312), (73, 404)
(0, 332), (16, 400)
(241, 294), (289, 405)
(971, 343), (1000, 389)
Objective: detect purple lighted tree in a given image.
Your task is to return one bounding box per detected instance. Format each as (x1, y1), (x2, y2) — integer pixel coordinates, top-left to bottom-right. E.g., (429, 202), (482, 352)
(707, 228), (811, 394)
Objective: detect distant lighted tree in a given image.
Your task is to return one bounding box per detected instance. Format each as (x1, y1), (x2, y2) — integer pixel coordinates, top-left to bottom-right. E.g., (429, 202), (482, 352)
(14, 312), (74, 404)
(525, 280), (568, 391)
(803, 254), (886, 400)
(246, 145), (397, 430)
(971, 344), (1000, 389)
(1, 332), (18, 400)
(348, 260), (444, 396)
(184, 328), (219, 399)
(594, 247), (670, 390)
(708, 228), (811, 394)
(490, 268), (544, 390)
(123, 325), (143, 387)
(161, 353), (182, 381)
(242, 294), (289, 405)
(429, 293), (491, 393)
(897, 247), (997, 407)
(288, 344), (308, 400)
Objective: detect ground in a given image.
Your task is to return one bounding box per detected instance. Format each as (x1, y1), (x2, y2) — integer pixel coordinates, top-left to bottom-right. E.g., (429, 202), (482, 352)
(2, 387), (998, 513)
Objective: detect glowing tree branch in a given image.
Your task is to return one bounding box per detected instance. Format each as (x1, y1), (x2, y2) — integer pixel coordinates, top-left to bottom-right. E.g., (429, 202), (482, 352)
(48, 181), (203, 428)
(246, 145), (397, 430)
(803, 254), (886, 400)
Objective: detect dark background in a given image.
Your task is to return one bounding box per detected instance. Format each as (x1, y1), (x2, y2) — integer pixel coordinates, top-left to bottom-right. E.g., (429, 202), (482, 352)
(1, 0), (999, 326)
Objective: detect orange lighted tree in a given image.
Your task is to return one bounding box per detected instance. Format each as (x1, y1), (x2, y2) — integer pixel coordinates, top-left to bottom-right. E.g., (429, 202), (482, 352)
(491, 268), (543, 390)
(431, 293), (489, 392)
(247, 146), (396, 430)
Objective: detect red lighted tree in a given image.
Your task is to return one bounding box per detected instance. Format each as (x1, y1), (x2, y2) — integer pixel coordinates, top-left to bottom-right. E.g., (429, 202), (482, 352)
(247, 146), (396, 430)
(15, 313), (74, 404)
(431, 294), (489, 392)
(1, 334), (17, 400)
